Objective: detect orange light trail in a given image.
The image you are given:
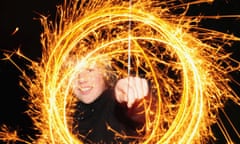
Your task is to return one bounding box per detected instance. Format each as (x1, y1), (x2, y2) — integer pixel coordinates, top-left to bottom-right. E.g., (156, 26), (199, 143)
(1, 0), (240, 143)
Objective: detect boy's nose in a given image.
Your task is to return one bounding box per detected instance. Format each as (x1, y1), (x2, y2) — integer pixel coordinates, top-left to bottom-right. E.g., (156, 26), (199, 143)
(78, 76), (88, 83)
(77, 72), (89, 83)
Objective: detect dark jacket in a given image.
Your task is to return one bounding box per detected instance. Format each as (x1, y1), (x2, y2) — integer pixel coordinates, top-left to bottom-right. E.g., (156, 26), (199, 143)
(72, 89), (144, 144)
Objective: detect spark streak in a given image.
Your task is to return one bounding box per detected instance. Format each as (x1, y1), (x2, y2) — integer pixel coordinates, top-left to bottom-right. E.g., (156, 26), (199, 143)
(1, 0), (240, 143)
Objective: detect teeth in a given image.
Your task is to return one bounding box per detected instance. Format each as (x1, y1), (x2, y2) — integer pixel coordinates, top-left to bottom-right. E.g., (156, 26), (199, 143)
(79, 87), (91, 92)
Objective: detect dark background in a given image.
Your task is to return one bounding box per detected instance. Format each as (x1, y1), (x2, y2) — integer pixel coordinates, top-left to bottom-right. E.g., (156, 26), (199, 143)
(0, 0), (239, 143)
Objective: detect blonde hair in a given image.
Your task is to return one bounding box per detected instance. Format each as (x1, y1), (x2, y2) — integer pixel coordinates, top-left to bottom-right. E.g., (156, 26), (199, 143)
(63, 53), (117, 88)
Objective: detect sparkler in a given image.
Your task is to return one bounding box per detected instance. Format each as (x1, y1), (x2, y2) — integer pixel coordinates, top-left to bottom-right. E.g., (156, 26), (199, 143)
(1, 0), (240, 143)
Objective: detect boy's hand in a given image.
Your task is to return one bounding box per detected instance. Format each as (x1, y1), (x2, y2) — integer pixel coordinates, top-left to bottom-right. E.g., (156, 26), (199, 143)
(114, 77), (149, 108)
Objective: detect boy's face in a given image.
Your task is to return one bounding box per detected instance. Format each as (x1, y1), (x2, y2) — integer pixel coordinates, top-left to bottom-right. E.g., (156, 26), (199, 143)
(72, 65), (107, 104)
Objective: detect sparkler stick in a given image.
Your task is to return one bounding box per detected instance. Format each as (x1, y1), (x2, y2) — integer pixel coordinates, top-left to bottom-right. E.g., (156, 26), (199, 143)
(128, 0), (132, 76)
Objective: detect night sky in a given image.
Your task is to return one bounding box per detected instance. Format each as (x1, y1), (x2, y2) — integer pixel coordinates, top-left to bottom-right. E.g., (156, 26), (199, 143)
(0, 0), (239, 143)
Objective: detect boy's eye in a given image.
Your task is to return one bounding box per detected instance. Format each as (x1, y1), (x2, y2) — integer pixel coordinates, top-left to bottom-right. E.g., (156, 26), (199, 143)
(87, 68), (94, 72)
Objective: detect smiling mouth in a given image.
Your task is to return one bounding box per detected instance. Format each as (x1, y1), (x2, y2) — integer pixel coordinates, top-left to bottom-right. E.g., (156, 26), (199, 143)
(78, 86), (92, 94)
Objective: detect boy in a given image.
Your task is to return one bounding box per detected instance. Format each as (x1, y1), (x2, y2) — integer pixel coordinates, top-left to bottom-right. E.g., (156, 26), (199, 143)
(71, 61), (149, 143)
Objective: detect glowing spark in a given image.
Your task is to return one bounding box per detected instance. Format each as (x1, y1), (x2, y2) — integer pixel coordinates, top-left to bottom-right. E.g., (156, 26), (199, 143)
(0, 125), (31, 144)
(11, 27), (19, 35)
(1, 0), (240, 143)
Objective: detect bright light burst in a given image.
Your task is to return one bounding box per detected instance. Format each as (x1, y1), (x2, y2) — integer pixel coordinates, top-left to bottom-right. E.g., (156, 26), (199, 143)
(1, 0), (240, 143)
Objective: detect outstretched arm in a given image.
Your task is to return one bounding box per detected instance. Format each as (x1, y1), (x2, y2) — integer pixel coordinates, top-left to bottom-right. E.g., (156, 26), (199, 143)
(114, 76), (149, 124)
